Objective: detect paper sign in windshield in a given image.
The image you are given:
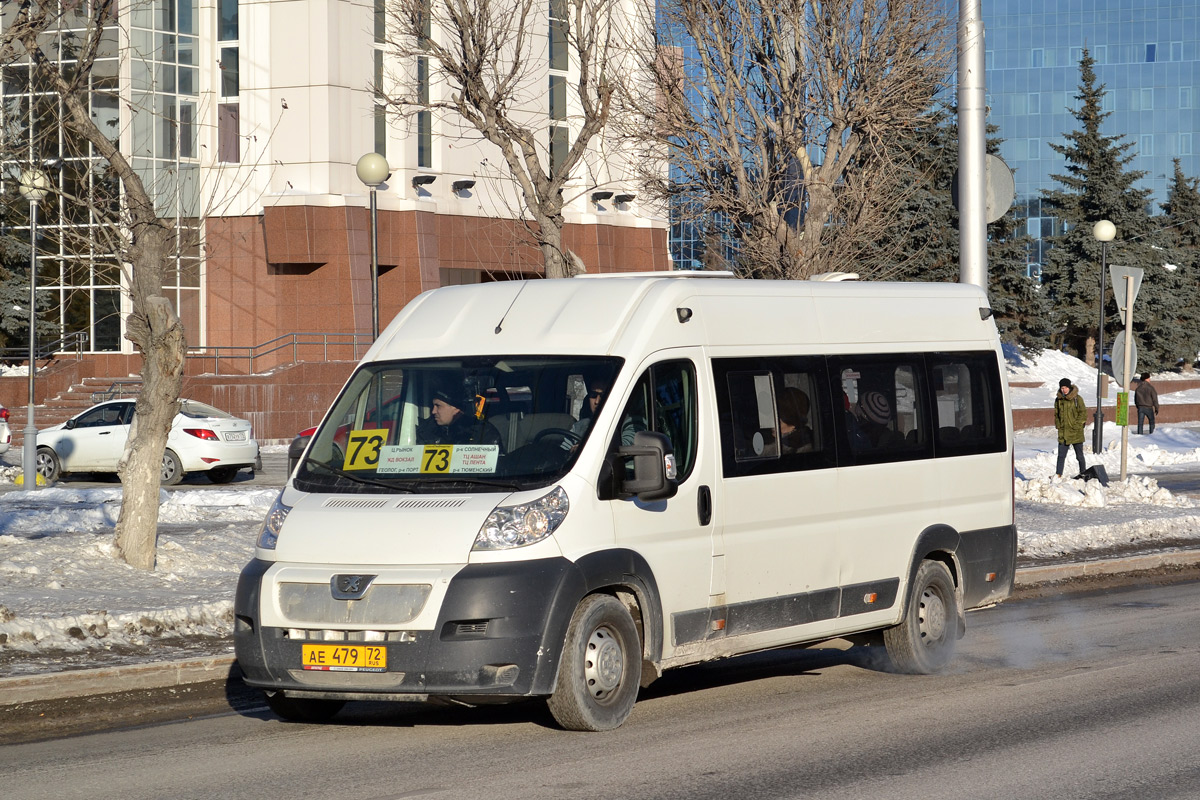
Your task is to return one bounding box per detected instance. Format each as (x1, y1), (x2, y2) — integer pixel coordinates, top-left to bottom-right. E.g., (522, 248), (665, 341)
(376, 444), (500, 474)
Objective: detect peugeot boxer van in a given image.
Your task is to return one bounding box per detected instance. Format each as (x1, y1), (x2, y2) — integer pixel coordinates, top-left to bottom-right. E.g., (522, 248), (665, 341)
(235, 272), (1016, 731)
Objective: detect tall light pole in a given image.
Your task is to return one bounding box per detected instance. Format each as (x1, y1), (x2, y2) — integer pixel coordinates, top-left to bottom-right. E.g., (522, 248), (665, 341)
(19, 168), (49, 490)
(355, 153), (390, 339)
(1092, 219), (1116, 455)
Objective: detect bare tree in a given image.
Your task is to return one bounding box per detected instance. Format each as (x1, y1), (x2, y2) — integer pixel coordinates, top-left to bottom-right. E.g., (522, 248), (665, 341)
(625, 0), (952, 278)
(2, 1), (188, 570)
(382, 0), (628, 278)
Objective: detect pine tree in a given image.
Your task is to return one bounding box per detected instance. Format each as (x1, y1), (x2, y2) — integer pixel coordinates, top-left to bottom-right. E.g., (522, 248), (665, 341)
(0, 232), (31, 351)
(1157, 159), (1200, 371)
(881, 105), (1051, 352)
(1040, 50), (1172, 372)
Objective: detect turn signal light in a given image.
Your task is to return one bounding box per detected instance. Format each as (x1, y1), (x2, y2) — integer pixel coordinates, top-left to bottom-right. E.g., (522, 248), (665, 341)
(985, 572), (997, 582)
(184, 428), (219, 440)
(863, 593), (878, 604)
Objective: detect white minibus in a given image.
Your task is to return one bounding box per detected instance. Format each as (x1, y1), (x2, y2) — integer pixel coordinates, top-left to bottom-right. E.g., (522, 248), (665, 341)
(235, 273), (1016, 731)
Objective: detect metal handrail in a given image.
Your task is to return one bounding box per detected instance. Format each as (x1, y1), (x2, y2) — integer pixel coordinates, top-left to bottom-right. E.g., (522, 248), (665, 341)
(186, 331), (372, 375)
(0, 330), (89, 363)
(90, 379), (143, 403)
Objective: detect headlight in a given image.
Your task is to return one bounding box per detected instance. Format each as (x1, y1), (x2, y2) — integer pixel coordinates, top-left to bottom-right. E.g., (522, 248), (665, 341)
(473, 486), (569, 551)
(257, 493), (292, 550)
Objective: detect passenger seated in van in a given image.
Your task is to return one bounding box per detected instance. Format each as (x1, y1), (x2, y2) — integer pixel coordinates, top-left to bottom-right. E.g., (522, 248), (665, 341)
(416, 389), (504, 449)
(778, 387), (814, 454)
(848, 390), (893, 450)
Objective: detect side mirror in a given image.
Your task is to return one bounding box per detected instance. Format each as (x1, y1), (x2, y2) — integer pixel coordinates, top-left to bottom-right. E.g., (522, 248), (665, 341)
(617, 430), (679, 501)
(65, 419), (76, 430)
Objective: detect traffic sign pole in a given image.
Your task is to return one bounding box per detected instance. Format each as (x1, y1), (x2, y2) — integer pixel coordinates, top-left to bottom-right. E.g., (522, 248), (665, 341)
(1120, 275), (1135, 481)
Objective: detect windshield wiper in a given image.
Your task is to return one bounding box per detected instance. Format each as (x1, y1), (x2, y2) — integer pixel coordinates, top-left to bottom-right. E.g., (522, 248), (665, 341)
(305, 460), (414, 492)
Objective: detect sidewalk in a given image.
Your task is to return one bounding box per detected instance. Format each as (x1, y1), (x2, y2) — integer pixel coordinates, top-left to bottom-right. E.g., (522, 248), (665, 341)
(4, 548), (1199, 708)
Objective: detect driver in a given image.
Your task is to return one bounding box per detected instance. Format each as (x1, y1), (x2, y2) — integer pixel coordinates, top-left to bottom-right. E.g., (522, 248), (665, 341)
(416, 389), (504, 449)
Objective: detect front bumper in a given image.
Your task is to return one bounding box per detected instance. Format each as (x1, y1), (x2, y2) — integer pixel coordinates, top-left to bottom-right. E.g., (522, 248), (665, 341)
(234, 557), (582, 699)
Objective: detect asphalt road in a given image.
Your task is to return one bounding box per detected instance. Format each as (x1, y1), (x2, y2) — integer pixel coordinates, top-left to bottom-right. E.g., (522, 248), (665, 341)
(3, 575), (1200, 800)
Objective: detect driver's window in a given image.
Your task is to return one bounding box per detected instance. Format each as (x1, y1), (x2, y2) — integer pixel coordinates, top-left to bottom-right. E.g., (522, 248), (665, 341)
(77, 406), (120, 428)
(610, 360), (698, 483)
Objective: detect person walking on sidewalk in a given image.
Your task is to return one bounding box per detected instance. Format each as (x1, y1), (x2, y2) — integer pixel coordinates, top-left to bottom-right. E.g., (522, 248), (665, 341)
(1054, 377), (1088, 478)
(1135, 372), (1160, 435)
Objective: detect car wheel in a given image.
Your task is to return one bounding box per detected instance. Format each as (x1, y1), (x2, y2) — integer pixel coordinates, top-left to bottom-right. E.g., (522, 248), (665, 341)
(547, 593), (641, 732)
(265, 691), (345, 723)
(207, 466), (238, 484)
(883, 559), (959, 674)
(35, 447), (60, 483)
(160, 449), (183, 486)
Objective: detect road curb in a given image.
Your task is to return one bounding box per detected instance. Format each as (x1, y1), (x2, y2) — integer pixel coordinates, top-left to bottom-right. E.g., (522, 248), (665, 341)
(1, 654), (236, 706)
(5, 549), (1200, 706)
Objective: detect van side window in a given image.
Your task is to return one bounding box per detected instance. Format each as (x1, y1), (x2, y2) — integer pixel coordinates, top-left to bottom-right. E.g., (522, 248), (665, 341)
(610, 360), (698, 483)
(712, 357), (836, 477)
(929, 352), (1006, 456)
(835, 357), (931, 464)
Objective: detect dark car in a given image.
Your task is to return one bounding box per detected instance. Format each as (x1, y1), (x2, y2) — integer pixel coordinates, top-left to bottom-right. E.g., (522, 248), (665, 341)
(288, 426), (316, 474)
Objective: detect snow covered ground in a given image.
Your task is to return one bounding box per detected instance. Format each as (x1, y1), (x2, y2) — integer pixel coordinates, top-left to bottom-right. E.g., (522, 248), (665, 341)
(3, 347), (1200, 678)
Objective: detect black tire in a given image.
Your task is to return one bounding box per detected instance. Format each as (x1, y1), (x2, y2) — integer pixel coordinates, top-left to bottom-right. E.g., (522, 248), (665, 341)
(207, 466), (238, 484)
(160, 449), (183, 486)
(883, 559), (958, 674)
(548, 594), (641, 732)
(264, 691), (345, 723)
(35, 447), (60, 483)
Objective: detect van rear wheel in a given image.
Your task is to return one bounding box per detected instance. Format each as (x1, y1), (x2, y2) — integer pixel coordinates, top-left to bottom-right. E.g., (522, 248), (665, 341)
(264, 691), (345, 722)
(548, 594), (641, 732)
(883, 560), (958, 674)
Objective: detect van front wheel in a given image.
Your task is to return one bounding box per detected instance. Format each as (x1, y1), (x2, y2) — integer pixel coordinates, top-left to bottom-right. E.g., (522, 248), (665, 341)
(548, 594), (641, 732)
(883, 560), (958, 674)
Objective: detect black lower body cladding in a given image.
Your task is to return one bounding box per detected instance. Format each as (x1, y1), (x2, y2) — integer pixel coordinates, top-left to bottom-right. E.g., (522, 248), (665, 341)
(234, 556), (587, 698)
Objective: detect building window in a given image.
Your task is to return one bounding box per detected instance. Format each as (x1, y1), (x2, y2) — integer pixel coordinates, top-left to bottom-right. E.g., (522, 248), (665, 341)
(1030, 48), (1043, 69)
(1028, 138), (1040, 160)
(550, 126), (568, 177)
(1094, 45), (1106, 64)
(1181, 87), (1192, 109)
(1027, 92), (1039, 114)
(218, 0), (238, 41)
(1180, 133), (1192, 156)
(218, 103), (240, 163)
(1141, 88), (1154, 110)
(548, 0), (569, 179)
(220, 46), (238, 97)
(1146, 43), (1156, 63)
(374, 49), (386, 159)
(1171, 41), (1183, 62)
(1140, 135), (1154, 156)
(417, 57), (431, 168)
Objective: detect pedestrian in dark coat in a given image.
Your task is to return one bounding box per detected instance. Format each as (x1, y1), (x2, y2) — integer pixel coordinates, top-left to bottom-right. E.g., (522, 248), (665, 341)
(1134, 373), (1160, 434)
(1054, 377), (1088, 478)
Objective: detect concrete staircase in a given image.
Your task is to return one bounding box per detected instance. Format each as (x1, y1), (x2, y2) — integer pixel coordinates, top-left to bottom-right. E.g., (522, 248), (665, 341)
(5, 376), (140, 448)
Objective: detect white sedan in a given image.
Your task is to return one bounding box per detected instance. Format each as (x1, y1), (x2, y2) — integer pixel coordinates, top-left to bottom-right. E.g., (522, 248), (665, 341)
(36, 399), (260, 485)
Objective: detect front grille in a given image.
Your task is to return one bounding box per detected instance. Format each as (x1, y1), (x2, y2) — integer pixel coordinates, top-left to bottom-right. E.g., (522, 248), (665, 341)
(284, 629), (416, 642)
(277, 582), (432, 625)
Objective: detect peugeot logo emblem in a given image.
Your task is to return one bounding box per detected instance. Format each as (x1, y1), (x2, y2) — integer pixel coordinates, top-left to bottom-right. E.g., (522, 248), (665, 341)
(331, 574), (376, 600)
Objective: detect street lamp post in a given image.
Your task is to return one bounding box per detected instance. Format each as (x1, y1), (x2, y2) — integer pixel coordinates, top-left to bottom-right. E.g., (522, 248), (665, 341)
(1092, 219), (1116, 455)
(355, 153), (390, 339)
(19, 168), (50, 490)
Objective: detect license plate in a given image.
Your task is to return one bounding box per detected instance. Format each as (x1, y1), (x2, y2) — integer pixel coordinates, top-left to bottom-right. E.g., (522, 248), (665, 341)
(224, 431), (246, 441)
(301, 644), (387, 672)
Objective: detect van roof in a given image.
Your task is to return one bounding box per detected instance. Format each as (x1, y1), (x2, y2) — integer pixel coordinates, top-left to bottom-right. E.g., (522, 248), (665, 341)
(367, 275), (996, 360)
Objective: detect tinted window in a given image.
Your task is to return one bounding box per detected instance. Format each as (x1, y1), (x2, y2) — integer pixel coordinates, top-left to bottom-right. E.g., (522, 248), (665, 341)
(832, 355), (931, 465)
(929, 352), (1006, 457)
(712, 356), (836, 478)
(609, 360), (698, 483)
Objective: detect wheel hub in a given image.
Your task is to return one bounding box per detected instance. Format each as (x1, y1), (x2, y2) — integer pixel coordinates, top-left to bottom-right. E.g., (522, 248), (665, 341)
(919, 587), (947, 642)
(584, 626), (624, 697)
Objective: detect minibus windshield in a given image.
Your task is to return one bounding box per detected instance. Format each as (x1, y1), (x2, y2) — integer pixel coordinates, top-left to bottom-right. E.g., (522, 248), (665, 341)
(294, 356), (623, 493)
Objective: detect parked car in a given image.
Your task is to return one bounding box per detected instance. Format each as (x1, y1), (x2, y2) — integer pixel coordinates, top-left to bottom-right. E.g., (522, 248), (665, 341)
(37, 399), (261, 485)
(0, 404), (10, 454)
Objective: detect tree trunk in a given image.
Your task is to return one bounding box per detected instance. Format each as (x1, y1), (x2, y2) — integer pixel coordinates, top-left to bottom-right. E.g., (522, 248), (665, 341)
(113, 233), (187, 571)
(1084, 334), (1096, 371)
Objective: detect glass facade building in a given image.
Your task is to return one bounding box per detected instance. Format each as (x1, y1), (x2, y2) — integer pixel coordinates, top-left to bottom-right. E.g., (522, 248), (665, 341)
(666, 1), (1200, 276)
(983, 0), (1200, 277)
